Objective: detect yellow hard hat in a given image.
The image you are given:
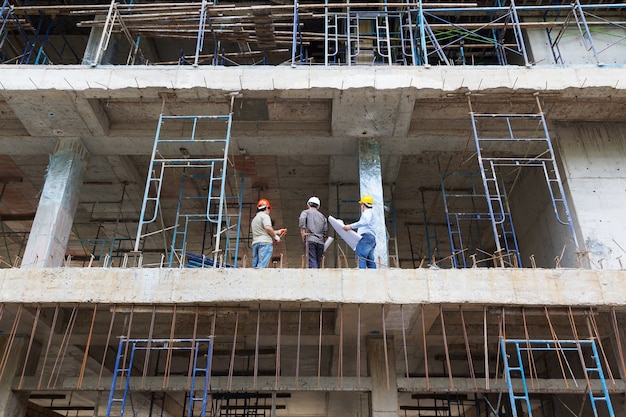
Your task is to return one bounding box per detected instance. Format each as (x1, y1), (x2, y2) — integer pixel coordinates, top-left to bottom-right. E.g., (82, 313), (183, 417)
(358, 195), (374, 207)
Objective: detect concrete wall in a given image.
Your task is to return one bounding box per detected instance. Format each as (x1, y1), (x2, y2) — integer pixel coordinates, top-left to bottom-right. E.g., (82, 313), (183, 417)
(555, 122), (626, 270)
(508, 166), (579, 268)
(526, 26), (626, 66)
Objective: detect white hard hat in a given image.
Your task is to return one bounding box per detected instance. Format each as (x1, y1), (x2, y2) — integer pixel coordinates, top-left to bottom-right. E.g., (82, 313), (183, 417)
(307, 196), (321, 207)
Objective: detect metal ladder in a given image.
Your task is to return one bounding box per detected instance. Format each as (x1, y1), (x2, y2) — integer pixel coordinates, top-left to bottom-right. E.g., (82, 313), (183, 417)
(106, 338), (213, 417)
(468, 95), (579, 260)
(500, 339), (615, 417)
(134, 113), (239, 267)
(441, 171), (520, 268)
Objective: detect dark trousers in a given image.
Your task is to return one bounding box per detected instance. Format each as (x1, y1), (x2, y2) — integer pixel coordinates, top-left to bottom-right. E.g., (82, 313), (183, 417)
(304, 241), (324, 268)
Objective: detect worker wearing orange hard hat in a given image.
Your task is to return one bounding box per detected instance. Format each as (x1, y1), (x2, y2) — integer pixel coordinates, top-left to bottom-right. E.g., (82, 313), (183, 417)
(251, 198), (286, 268)
(343, 195), (376, 268)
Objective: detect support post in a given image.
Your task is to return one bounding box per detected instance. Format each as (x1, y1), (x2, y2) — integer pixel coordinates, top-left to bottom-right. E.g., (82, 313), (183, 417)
(0, 337), (36, 417)
(358, 138), (388, 267)
(22, 138), (89, 268)
(367, 336), (398, 417)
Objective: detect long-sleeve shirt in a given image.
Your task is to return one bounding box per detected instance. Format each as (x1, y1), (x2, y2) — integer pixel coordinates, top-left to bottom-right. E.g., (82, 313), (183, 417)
(349, 208), (375, 237)
(299, 208), (328, 245)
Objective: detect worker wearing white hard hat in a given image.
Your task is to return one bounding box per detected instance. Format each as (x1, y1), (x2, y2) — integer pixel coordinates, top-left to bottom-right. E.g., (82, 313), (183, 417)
(299, 196), (328, 268)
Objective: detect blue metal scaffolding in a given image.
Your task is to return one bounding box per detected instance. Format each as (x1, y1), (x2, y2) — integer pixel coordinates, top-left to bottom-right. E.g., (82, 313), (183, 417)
(441, 171), (521, 268)
(106, 338), (213, 417)
(501, 338), (615, 417)
(468, 94), (579, 266)
(2, 1), (626, 66)
(134, 112), (243, 268)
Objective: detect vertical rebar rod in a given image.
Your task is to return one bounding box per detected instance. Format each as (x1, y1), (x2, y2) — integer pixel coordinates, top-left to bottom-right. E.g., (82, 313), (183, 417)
(37, 304), (59, 390)
(18, 305), (40, 389)
(295, 305), (302, 389)
(544, 306), (573, 387)
(164, 305), (177, 389)
(275, 304), (282, 390)
(484, 306), (489, 390)
(439, 305), (454, 389)
(587, 307), (615, 385)
(99, 307), (116, 389)
(381, 304), (390, 390)
(119, 306), (134, 390)
(357, 304), (361, 389)
(254, 306), (260, 389)
(568, 307), (594, 393)
(50, 305), (78, 388)
(521, 307), (538, 389)
(317, 305), (323, 390)
(0, 304), (22, 381)
(210, 309), (217, 392)
(421, 304), (429, 390)
(495, 307), (504, 384)
(401, 305), (409, 380)
(186, 305), (200, 390)
(459, 306), (476, 390)
(338, 304), (344, 389)
(228, 310), (239, 391)
(610, 307), (626, 379)
(77, 304), (97, 389)
(142, 305), (157, 390)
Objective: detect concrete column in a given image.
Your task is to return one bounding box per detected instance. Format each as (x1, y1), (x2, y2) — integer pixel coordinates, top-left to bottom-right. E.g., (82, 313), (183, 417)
(367, 336), (398, 417)
(22, 138), (89, 268)
(0, 337), (33, 417)
(358, 138), (388, 267)
(82, 8), (123, 66)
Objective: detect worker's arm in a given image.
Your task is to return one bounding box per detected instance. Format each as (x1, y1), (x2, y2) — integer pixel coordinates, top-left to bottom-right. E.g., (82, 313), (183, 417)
(265, 225), (286, 242)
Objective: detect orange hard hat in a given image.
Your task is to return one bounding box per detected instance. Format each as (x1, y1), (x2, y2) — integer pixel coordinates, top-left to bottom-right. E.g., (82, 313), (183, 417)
(257, 198), (271, 210)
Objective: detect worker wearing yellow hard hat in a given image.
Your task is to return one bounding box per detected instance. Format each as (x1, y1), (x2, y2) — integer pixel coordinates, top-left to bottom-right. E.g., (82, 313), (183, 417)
(343, 194), (376, 268)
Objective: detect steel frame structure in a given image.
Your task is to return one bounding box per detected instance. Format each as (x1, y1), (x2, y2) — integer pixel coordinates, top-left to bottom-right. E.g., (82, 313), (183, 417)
(3, 1), (625, 66)
(106, 337), (213, 417)
(501, 338), (615, 417)
(134, 113), (241, 268)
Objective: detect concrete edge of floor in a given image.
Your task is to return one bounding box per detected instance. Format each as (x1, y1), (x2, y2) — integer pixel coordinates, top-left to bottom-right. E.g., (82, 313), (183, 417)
(1, 267), (624, 306)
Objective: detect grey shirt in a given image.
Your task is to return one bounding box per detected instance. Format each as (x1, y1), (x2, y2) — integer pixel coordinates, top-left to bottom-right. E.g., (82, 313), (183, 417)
(299, 208), (328, 245)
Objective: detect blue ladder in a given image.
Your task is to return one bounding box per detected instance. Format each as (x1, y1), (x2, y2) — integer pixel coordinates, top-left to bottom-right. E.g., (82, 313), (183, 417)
(501, 339), (615, 417)
(106, 338), (214, 417)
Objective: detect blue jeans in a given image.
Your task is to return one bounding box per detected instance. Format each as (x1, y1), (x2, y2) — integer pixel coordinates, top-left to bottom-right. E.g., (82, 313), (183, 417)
(252, 242), (273, 268)
(355, 233), (376, 269)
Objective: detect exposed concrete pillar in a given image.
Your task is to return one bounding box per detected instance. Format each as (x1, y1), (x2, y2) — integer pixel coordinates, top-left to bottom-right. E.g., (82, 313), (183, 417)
(0, 337), (33, 417)
(358, 138), (388, 267)
(22, 138), (89, 268)
(367, 336), (398, 417)
(82, 7), (124, 66)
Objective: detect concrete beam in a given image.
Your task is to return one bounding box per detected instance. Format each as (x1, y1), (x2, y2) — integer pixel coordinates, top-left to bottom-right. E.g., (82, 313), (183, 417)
(1, 67), (625, 100)
(72, 94), (110, 137)
(15, 376), (626, 394)
(1, 92), (93, 137)
(0, 268), (625, 307)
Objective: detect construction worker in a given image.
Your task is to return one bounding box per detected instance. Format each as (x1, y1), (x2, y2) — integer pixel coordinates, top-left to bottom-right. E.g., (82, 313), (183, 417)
(251, 198), (286, 268)
(299, 196), (328, 268)
(343, 195), (376, 269)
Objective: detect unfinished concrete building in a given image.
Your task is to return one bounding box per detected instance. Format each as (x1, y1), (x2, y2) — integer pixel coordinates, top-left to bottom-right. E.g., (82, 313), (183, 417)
(1, 0), (626, 416)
